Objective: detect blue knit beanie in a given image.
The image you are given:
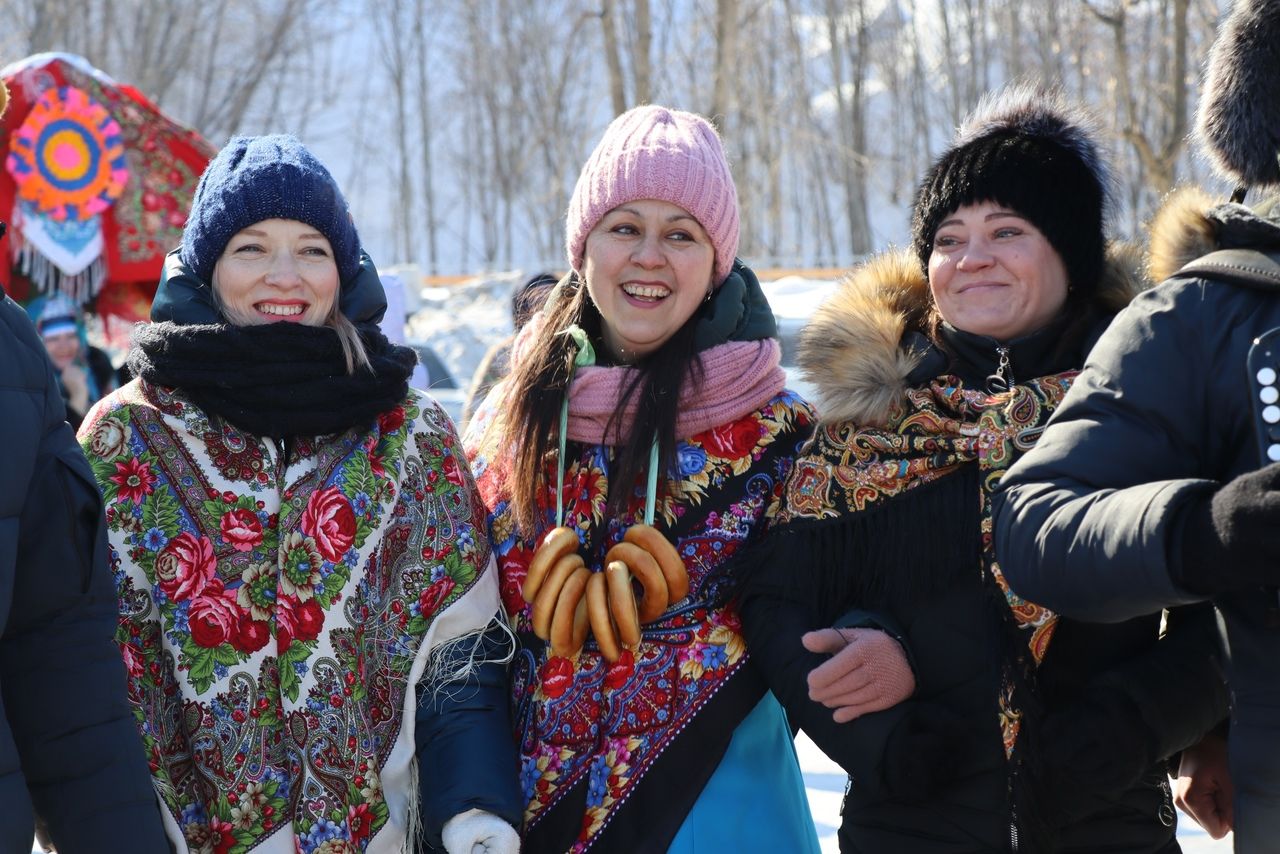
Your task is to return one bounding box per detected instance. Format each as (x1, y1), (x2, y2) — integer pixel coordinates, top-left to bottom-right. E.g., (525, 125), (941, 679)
(180, 135), (361, 284)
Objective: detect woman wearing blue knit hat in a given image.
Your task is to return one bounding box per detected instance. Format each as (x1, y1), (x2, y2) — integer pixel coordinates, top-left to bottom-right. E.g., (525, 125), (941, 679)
(77, 134), (523, 854)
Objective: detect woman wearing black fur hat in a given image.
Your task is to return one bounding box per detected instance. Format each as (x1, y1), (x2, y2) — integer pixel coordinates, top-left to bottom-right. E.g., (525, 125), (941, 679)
(76, 135), (523, 854)
(740, 85), (1228, 852)
(996, 0), (1280, 848)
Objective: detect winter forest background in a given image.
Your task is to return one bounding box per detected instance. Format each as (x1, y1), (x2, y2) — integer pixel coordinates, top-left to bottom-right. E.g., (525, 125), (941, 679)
(0, 0), (1235, 276)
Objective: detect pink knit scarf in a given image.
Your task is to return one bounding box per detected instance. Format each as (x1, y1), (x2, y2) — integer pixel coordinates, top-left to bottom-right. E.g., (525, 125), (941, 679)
(564, 338), (785, 444)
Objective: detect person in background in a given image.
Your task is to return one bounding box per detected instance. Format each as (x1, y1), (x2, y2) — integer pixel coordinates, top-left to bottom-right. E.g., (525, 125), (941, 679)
(0, 74), (170, 854)
(994, 0), (1280, 847)
(78, 134), (521, 854)
(466, 105), (820, 853)
(741, 86), (1227, 852)
(460, 271), (557, 429)
(34, 295), (117, 429)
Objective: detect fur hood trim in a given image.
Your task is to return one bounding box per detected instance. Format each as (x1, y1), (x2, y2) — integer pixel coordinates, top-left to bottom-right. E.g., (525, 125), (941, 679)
(1147, 186), (1220, 283)
(797, 246), (1146, 427)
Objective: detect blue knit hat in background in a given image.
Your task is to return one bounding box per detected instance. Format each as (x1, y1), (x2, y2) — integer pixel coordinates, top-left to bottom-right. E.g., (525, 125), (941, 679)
(180, 135), (362, 284)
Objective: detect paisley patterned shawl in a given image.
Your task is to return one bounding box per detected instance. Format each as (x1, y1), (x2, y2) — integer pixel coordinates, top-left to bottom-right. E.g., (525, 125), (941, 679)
(79, 379), (499, 854)
(778, 371), (1076, 756)
(466, 387), (813, 853)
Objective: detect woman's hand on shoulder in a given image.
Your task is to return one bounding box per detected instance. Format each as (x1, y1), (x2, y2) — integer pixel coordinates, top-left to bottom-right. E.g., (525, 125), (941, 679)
(801, 627), (915, 723)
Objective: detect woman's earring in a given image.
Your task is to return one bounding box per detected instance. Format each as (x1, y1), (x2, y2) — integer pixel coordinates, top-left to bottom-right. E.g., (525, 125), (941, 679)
(703, 285), (714, 303)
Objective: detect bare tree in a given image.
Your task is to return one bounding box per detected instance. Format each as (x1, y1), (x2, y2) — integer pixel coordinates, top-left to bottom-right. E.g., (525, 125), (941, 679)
(413, 0), (439, 273)
(4, 0), (339, 142)
(822, 0), (872, 255)
(709, 0), (739, 125)
(601, 0), (629, 114)
(371, 0), (417, 263)
(0, 0), (1231, 273)
(1084, 0), (1191, 198)
(634, 0), (652, 104)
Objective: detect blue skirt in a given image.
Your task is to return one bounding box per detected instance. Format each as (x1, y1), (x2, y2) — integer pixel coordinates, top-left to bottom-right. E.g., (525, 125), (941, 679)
(667, 692), (821, 852)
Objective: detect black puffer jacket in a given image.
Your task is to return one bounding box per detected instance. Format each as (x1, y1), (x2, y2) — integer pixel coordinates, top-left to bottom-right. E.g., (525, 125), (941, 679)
(995, 188), (1280, 851)
(0, 289), (170, 854)
(741, 249), (1228, 853)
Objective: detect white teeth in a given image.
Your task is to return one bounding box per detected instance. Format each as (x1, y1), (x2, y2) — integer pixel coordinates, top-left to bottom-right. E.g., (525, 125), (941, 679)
(622, 284), (670, 299)
(258, 303), (304, 316)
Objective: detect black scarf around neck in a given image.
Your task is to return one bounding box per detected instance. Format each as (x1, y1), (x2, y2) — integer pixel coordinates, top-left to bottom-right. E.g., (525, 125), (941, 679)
(129, 320), (417, 439)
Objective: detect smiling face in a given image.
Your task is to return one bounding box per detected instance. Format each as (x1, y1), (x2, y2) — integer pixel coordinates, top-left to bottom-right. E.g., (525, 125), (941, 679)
(212, 218), (339, 327)
(927, 200), (1069, 341)
(582, 199), (715, 363)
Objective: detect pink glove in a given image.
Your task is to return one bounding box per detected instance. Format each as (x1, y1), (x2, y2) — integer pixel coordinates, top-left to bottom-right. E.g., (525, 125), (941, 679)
(801, 627), (915, 723)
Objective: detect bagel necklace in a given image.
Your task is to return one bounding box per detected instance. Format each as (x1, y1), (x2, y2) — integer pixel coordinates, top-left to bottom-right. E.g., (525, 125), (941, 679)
(521, 326), (691, 663)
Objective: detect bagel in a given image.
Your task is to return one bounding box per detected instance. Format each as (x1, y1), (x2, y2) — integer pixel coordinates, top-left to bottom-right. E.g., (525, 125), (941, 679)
(523, 526), (578, 603)
(572, 597), (589, 655)
(606, 560), (642, 647)
(604, 540), (668, 623)
(623, 524), (690, 603)
(531, 552), (584, 640)
(549, 565), (592, 658)
(587, 572), (621, 663)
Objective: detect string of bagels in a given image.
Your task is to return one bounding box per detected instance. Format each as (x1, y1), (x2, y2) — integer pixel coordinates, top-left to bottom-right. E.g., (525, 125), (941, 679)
(521, 326), (690, 662)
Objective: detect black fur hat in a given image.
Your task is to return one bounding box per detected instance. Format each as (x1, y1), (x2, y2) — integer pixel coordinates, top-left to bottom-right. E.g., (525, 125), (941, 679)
(911, 85), (1112, 294)
(1196, 0), (1280, 189)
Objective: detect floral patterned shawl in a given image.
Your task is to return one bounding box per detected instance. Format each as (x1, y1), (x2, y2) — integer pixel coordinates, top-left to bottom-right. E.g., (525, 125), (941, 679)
(466, 387), (813, 853)
(79, 380), (502, 854)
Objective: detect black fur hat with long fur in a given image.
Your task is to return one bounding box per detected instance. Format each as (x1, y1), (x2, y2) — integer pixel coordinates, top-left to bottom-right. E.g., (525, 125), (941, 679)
(911, 84), (1113, 295)
(1196, 0), (1280, 189)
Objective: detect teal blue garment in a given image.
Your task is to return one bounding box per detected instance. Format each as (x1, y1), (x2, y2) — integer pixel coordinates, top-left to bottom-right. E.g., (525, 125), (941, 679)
(667, 692), (821, 853)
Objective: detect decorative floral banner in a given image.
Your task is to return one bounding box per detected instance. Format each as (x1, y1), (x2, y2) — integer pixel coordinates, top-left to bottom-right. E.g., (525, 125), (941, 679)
(0, 53), (214, 311)
(6, 85), (128, 222)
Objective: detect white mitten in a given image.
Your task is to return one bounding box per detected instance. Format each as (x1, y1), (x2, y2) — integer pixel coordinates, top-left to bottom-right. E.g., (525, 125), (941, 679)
(441, 808), (520, 854)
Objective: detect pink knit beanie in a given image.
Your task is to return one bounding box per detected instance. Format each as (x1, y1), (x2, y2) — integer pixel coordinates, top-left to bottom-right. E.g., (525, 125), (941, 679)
(566, 105), (740, 285)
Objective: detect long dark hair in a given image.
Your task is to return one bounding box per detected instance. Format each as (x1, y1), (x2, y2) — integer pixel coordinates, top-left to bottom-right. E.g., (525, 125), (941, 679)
(485, 273), (704, 536)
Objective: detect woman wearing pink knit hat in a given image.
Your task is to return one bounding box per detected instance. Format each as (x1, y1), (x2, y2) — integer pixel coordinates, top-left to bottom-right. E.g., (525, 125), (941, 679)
(465, 104), (822, 852)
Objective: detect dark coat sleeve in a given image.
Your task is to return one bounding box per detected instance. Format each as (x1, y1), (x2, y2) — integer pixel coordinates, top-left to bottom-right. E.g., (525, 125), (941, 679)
(0, 296), (170, 854)
(993, 283), (1218, 622)
(415, 618), (523, 850)
(738, 532), (908, 797)
(1125, 603), (1230, 760)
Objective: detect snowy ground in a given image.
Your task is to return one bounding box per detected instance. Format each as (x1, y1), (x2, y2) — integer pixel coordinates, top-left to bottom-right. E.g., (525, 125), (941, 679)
(796, 732), (1233, 853)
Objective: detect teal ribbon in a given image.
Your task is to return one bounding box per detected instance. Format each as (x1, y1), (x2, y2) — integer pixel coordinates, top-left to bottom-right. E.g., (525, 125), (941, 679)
(556, 326), (596, 526)
(554, 324), (660, 527)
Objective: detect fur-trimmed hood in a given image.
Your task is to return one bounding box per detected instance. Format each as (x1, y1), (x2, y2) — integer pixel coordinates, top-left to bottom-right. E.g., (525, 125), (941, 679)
(797, 246), (1146, 426)
(1148, 185), (1280, 283)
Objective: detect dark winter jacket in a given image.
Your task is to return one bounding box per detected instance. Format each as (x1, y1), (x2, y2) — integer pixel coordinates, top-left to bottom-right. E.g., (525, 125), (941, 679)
(994, 188), (1280, 849)
(741, 249), (1228, 853)
(0, 289), (169, 854)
